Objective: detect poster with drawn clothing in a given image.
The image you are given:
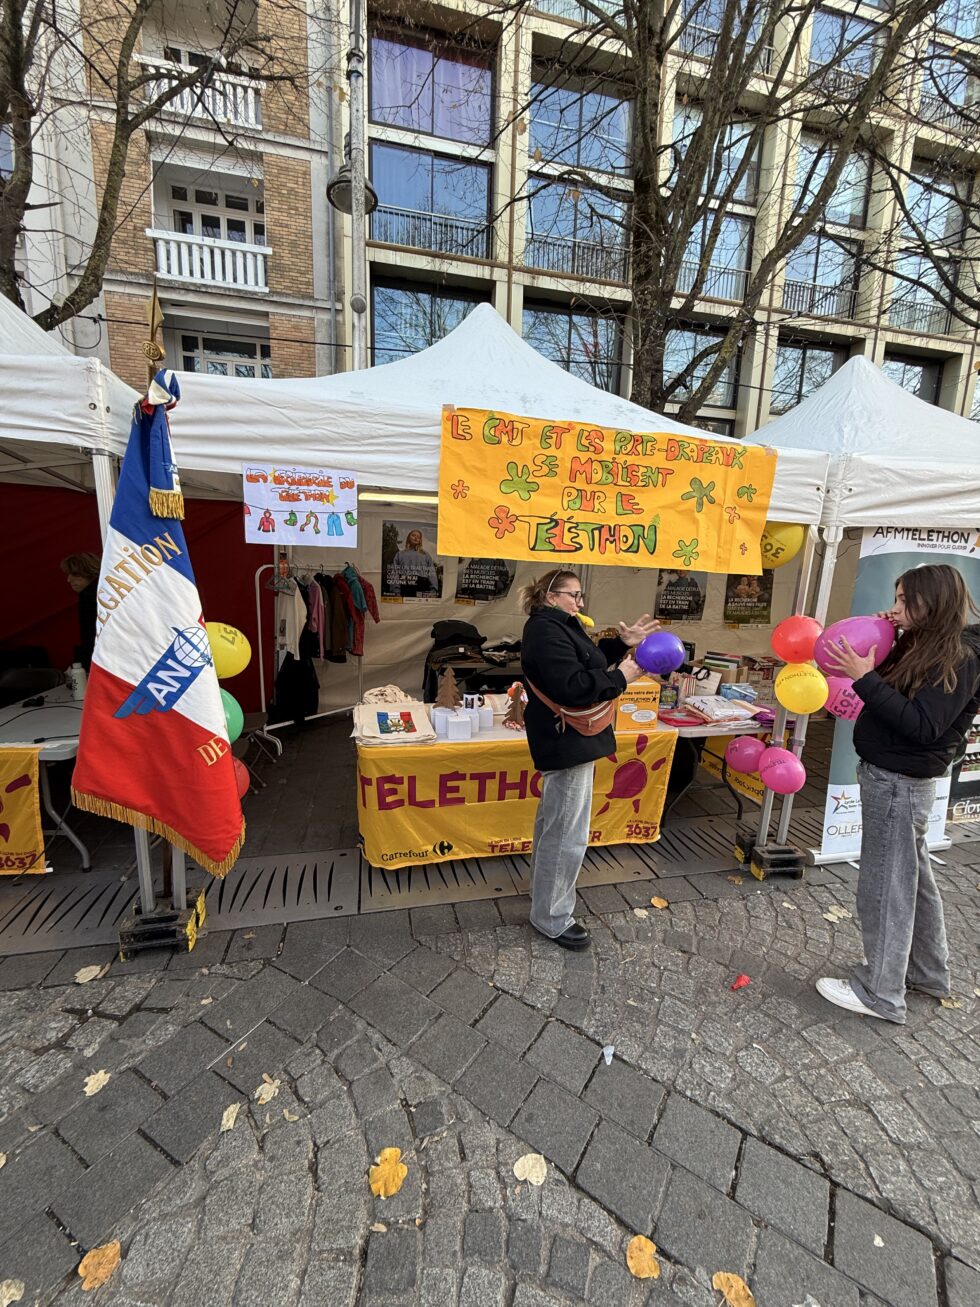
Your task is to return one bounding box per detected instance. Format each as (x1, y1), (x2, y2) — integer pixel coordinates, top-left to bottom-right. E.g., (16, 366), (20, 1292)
(381, 521), (444, 602)
(242, 464), (358, 546)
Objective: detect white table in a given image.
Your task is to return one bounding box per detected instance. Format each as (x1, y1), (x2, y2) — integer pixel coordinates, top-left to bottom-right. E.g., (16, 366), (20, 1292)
(0, 685), (91, 869)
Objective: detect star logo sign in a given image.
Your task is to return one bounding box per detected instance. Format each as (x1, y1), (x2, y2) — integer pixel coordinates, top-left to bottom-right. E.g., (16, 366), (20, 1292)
(830, 791), (851, 813)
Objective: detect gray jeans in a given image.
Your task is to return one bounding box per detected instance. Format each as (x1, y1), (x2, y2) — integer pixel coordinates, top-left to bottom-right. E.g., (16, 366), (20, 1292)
(529, 762), (594, 937)
(850, 760), (950, 1023)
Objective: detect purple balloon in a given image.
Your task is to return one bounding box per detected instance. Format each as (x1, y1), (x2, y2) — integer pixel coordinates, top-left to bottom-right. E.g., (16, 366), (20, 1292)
(725, 735), (767, 774)
(825, 676), (863, 721)
(813, 617), (895, 675)
(635, 631), (687, 676)
(758, 746), (807, 795)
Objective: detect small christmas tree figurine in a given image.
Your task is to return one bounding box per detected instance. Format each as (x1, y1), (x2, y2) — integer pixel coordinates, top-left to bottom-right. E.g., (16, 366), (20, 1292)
(503, 680), (526, 731)
(435, 666), (462, 709)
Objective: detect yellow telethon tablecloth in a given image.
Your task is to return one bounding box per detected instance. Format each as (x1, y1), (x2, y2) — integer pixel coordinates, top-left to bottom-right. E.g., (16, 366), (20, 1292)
(357, 727), (677, 869)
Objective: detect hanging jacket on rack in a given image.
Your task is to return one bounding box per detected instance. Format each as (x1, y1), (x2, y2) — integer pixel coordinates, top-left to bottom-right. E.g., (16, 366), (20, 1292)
(275, 579), (308, 661)
(306, 577), (325, 659)
(340, 563), (381, 657)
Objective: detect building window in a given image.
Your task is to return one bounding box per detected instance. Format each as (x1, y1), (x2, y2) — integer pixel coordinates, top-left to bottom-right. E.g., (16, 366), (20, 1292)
(809, 10), (880, 88)
(904, 163), (968, 246)
(770, 341), (846, 415)
(0, 126), (12, 178)
(782, 234), (860, 318)
(369, 143), (491, 257)
(371, 281), (484, 364)
(935, 0), (980, 42)
(694, 416), (735, 437)
(530, 68), (630, 175)
(920, 45), (972, 127)
(794, 133), (870, 228)
(181, 334), (272, 378)
(889, 254), (954, 335)
(672, 104), (760, 203)
(523, 301), (622, 391)
(881, 353), (942, 405)
(170, 185), (266, 244)
(678, 213), (752, 302)
(525, 179), (629, 282)
(663, 327), (738, 409)
(369, 30), (492, 145)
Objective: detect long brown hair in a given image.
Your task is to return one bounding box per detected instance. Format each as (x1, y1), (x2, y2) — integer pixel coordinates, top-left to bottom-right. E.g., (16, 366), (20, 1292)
(879, 565), (978, 696)
(520, 569), (579, 614)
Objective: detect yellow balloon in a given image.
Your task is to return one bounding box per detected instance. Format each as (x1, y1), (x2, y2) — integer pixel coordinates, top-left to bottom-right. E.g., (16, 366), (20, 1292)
(760, 521), (806, 569)
(206, 622), (251, 679)
(775, 662), (829, 715)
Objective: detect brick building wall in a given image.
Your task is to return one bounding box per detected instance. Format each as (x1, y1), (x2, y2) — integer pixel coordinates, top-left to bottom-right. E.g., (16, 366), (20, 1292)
(103, 290), (153, 390)
(269, 312), (317, 376)
(90, 123), (154, 279)
(257, 0), (312, 138)
(262, 155), (315, 298)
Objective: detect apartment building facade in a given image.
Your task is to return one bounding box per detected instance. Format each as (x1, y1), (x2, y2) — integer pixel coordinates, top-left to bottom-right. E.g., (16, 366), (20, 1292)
(13, 0), (980, 430)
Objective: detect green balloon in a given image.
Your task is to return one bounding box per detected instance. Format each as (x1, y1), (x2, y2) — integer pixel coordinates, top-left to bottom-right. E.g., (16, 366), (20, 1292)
(221, 689), (244, 744)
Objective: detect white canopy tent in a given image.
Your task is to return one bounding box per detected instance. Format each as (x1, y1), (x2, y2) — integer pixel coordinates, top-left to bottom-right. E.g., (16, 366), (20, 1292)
(757, 356), (980, 529)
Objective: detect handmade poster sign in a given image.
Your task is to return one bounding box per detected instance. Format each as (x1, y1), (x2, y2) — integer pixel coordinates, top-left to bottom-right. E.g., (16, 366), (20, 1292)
(242, 464), (358, 547)
(437, 406), (776, 573)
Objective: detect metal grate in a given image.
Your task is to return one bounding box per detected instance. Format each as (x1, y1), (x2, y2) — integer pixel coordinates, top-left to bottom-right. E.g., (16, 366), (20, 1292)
(0, 873), (136, 956)
(201, 849), (359, 928)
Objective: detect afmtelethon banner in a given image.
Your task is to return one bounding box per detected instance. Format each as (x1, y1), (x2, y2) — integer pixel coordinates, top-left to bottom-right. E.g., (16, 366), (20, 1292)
(358, 730), (676, 868)
(437, 407), (777, 574)
(818, 526), (980, 861)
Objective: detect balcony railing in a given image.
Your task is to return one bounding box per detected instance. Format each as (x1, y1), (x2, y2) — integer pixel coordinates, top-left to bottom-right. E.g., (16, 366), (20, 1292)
(677, 260), (749, 301)
(147, 229), (269, 291)
(371, 205), (491, 258)
(135, 55), (261, 130)
(781, 278), (857, 318)
(677, 24), (774, 73)
(807, 60), (870, 99)
(534, 0), (622, 21)
(888, 298), (953, 335)
(918, 91), (972, 130)
(524, 232), (629, 282)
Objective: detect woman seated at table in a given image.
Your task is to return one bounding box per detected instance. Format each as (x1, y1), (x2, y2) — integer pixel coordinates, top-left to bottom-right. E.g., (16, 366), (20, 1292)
(520, 569), (656, 951)
(60, 552), (101, 671)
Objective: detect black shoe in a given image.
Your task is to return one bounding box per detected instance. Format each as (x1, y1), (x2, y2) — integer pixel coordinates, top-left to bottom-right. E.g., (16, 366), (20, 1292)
(544, 922), (591, 951)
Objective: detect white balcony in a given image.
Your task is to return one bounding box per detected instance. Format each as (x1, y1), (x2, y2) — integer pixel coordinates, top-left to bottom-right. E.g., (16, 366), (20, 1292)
(135, 55), (261, 131)
(918, 91), (972, 130)
(782, 278), (857, 318)
(147, 229), (269, 291)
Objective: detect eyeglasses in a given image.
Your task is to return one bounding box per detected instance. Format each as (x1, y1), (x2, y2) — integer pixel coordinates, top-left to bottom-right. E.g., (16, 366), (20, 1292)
(555, 590), (585, 602)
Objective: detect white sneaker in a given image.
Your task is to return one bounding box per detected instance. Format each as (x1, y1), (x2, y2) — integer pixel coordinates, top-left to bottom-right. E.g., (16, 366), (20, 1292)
(816, 977), (888, 1020)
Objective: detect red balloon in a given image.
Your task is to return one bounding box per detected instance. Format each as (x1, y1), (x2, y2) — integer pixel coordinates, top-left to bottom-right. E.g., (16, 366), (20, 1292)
(771, 615), (823, 664)
(233, 758), (250, 799)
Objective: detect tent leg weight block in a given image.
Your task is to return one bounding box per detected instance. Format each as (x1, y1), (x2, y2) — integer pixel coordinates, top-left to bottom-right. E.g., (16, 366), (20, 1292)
(732, 824), (757, 868)
(118, 899), (202, 960)
(749, 843), (806, 881)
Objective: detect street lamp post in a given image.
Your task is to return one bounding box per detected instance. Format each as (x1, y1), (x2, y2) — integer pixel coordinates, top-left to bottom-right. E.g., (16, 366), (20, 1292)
(326, 0), (378, 373)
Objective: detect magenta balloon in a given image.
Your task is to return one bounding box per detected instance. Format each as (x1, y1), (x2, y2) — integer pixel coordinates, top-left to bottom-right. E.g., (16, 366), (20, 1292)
(758, 746), (807, 795)
(813, 616), (895, 675)
(635, 630), (687, 676)
(825, 676), (863, 721)
(725, 736), (767, 774)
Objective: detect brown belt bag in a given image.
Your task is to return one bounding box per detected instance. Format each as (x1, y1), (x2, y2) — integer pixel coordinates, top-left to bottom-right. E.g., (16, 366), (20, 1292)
(527, 679), (618, 736)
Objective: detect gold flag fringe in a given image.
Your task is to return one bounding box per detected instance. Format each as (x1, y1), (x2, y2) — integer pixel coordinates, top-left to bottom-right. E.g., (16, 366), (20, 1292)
(149, 487), (185, 520)
(71, 789), (244, 878)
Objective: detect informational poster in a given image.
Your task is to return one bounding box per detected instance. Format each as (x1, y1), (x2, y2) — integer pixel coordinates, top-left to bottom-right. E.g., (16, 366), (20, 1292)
(357, 728), (677, 868)
(723, 571), (774, 625)
(655, 569), (708, 622)
(242, 464), (357, 547)
(0, 747), (45, 874)
(437, 406), (776, 573)
(381, 520), (444, 602)
(818, 525), (980, 860)
(455, 557), (517, 604)
(949, 711), (980, 824)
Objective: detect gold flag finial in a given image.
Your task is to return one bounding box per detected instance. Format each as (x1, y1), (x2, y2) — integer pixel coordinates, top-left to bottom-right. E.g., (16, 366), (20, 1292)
(143, 281), (165, 382)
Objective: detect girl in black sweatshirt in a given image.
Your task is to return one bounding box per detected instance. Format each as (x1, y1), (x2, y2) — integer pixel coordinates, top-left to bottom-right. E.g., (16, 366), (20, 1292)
(817, 564), (980, 1023)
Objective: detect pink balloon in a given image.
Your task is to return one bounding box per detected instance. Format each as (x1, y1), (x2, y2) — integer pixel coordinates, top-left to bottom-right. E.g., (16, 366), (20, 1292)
(725, 736), (767, 774)
(825, 676), (863, 721)
(758, 746), (807, 795)
(814, 617), (895, 675)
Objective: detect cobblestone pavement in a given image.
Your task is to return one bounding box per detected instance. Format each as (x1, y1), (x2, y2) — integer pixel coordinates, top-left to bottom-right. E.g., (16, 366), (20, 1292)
(0, 847), (978, 1307)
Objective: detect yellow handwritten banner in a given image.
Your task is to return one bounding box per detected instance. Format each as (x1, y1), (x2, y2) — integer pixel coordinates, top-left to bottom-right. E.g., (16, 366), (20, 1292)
(0, 747), (45, 874)
(438, 407), (777, 574)
(357, 729), (676, 869)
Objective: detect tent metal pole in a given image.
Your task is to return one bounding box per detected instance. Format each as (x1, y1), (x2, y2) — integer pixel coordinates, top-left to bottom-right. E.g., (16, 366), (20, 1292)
(171, 845), (186, 912)
(134, 828), (156, 914)
(755, 525), (819, 847)
(774, 525), (843, 845)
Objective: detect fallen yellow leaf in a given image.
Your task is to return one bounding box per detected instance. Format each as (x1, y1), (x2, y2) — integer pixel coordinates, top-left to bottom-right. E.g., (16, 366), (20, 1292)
(78, 1241), (121, 1291)
(283, 1109), (299, 1122)
(711, 1270), (755, 1306)
(973, 987), (980, 998)
(369, 1147), (408, 1198)
(0, 1280), (24, 1307)
(633, 908), (649, 919)
(83, 1070), (110, 1097)
(650, 897), (669, 910)
(940, 997), (963, 1009)
(200, 997), (213, 1006)
(626, 1234), (660, 1279)
(220, 1102), (241, 1132)
(74, 964), (109, 985)
(513, 1153), (547, 1186)
(371, 1222), (387, 1233)
(728, 876), (743, 885)
(254, 1075), (280, 1105)
(0, 1153), (6, 1170)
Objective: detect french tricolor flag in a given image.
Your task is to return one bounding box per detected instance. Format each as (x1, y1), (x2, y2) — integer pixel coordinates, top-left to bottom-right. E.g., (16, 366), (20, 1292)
(72, 370), (245, 876)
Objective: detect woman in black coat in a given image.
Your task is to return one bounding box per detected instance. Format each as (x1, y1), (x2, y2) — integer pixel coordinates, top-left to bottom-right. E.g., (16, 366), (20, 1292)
(520, 569), (656, 950)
